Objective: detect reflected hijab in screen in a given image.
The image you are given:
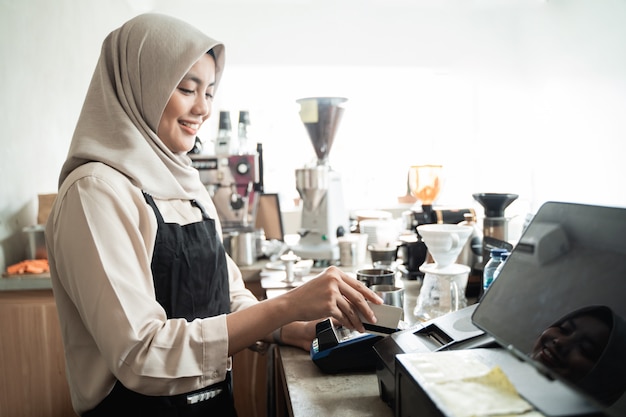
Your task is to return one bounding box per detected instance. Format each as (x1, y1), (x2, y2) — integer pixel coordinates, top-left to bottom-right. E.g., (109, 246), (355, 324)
(531, 305), (626, 405)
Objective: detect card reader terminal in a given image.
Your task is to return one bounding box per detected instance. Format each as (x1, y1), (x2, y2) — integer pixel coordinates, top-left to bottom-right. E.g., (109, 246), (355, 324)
(311, 318), (384, 374)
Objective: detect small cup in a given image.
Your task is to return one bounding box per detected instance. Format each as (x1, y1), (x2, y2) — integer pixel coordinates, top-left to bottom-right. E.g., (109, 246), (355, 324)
(356, 268), (395, 287)
(370, 285), (404, 309)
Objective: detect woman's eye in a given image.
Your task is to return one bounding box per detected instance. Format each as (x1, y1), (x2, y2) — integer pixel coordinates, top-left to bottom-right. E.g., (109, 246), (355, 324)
(178, 87), (194, 95)
(580, 342), (602, 361)
(205, 92), (214, 100)
(558, 324), (573, 336)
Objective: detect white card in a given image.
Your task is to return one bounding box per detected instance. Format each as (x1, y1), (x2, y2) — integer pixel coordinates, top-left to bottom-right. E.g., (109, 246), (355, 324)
(358, 301), (403, 336)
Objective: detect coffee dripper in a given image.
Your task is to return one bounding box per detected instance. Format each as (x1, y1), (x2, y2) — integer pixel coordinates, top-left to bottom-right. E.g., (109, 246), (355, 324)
(413, 224), (473, 322)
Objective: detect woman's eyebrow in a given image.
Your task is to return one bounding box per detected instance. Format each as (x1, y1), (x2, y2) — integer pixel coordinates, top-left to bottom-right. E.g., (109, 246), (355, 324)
(183, 74), (215, 87)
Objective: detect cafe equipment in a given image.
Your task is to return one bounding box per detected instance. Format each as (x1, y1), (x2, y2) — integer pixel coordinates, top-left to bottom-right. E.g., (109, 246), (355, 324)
(215, 110), (233, 155)
(337, 233), (368, 267)
(472, 192), (518, 266)
(352, 209), (393, 233)
(472, 192), (518, 241)
(280, 250), (300, 283)
(311, 319), (383, 374)
(368, 245), (398, 269)
(407, 164), (442, 225)
(359, 218), (399, 248)
(374, 201), (626, 417)
(402, 208), (476, 234)
(23, 225), (47, 260)
(228, 230), (257, 266)
(399, 276), (422, 326)
(371, 285), (404, 309)
(356, 268), (395, 288)
(456, 212), (483, 272)
(396, 233), (428, 280)
(290, 97), (349, 262)
(413, 224), (473, 322)
(311, 303), (402, 374)
(190, 143), (263, 233)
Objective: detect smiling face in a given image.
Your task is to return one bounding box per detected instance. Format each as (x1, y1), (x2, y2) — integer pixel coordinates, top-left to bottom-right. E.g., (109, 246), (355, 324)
(531, 313), (611, 382)
(157, 53), (216, 153)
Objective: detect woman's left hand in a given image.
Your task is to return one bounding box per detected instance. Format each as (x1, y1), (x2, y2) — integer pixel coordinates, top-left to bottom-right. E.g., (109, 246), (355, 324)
(280, 321), (319, 351)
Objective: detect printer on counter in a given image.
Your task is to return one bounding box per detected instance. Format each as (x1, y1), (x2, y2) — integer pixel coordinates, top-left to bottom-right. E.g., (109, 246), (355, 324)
(373, 201), (626, 417)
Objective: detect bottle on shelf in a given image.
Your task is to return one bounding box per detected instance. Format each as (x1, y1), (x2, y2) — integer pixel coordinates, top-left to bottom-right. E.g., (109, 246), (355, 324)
(215, 110), (233, 155)
(237, 110), (252, 154)
(493, 251), (510, 281)
(482, 248), (508, 293)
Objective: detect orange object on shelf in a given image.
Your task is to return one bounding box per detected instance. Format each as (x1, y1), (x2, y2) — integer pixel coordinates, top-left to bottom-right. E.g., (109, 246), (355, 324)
(5, 259), (50, 275)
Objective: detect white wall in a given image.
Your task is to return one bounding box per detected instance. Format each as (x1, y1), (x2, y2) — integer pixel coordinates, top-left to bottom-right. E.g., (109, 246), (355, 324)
(1, 0), (625, 271)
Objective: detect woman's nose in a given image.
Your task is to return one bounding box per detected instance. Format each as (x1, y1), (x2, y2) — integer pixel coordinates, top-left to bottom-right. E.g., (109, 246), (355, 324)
(192, 96), (210, 117)
(553, 335), (573, 354)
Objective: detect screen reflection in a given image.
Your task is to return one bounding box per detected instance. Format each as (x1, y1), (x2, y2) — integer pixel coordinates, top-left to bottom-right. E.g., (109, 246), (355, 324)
(530, 306), (626, 405)
(472, 201), (626, 415)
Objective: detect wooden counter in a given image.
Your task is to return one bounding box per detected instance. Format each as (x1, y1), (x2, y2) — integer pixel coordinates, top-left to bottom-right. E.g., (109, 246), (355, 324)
(0, 289), (76, 417)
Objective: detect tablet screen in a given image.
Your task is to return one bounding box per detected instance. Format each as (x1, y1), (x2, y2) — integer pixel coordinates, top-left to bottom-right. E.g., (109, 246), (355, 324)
(472, 201), (626, 415)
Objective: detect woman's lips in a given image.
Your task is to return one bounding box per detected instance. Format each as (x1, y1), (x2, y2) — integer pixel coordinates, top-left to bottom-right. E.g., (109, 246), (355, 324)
(179, 120), (200, 135)
(537, 345), (563, 369)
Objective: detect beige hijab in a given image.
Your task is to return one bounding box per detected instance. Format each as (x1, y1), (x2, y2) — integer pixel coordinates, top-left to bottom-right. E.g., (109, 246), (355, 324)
(59, 13), (225, 199)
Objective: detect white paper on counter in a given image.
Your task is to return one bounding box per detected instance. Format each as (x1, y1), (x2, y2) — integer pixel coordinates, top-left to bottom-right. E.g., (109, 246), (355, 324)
(403, 351), (544, 417)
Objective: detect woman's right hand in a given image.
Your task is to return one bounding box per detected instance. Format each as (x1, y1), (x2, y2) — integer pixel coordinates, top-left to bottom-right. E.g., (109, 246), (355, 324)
(281, 266), (383, 333)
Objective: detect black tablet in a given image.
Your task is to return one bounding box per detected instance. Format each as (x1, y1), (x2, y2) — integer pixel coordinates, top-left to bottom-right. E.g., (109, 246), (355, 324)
(472, 201), (626, 415)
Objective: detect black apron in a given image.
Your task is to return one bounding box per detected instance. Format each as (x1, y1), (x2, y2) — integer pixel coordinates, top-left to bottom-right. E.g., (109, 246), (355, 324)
(84, 192), (235, 417)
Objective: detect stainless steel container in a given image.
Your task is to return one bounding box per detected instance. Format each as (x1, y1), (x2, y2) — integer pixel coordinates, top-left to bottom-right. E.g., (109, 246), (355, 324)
(23, 225), (47, 259)
(229, 231), (256, 266)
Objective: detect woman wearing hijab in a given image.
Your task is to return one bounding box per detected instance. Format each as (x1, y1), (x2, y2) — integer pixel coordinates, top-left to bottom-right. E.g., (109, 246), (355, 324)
(45, 13), (382, 416)
(530, 305), (626, 405)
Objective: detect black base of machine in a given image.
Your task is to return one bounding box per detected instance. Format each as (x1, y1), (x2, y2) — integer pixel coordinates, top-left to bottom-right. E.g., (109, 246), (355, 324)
(373, 304), (496, 412)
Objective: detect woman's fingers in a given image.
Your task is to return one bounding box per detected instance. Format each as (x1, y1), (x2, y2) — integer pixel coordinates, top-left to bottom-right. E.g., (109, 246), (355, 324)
(322, 267), (383, 330)
(284, 266), (385, 331)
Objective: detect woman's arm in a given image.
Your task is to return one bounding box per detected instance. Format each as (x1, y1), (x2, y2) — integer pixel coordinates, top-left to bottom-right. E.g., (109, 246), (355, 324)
(226, 266), (382, 355)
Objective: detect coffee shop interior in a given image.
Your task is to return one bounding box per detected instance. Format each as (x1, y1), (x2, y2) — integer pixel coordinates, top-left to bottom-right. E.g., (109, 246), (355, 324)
(2, 1), (626, 417)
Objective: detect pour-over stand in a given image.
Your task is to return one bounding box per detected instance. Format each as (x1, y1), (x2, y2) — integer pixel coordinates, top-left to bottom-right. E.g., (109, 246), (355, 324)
(413, 224), (473, 322)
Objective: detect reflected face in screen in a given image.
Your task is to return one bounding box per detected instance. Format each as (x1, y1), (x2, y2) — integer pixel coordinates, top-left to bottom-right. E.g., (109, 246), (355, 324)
(531, 312), (610, 382)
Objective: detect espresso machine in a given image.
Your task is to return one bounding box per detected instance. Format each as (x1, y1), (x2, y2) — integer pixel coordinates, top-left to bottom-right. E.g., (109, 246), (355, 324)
(290, 97), (349, 263)
(190, 144), (263, 233)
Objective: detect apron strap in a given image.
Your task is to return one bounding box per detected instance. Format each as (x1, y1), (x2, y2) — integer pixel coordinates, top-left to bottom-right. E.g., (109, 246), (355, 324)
(142, 192), (165, 224)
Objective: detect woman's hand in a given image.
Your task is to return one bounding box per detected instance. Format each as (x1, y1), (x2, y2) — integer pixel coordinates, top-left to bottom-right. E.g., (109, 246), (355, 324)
(280, 321), (318, 351)
(281, 266), (383, 333)
(227, 266), (383, 355)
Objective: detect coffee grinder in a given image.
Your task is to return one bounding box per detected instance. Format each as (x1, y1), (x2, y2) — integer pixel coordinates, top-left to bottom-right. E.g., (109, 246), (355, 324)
(291, 97), (349, 263)
(472, 192), (518, 269)
(472, 193), (518, 243)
